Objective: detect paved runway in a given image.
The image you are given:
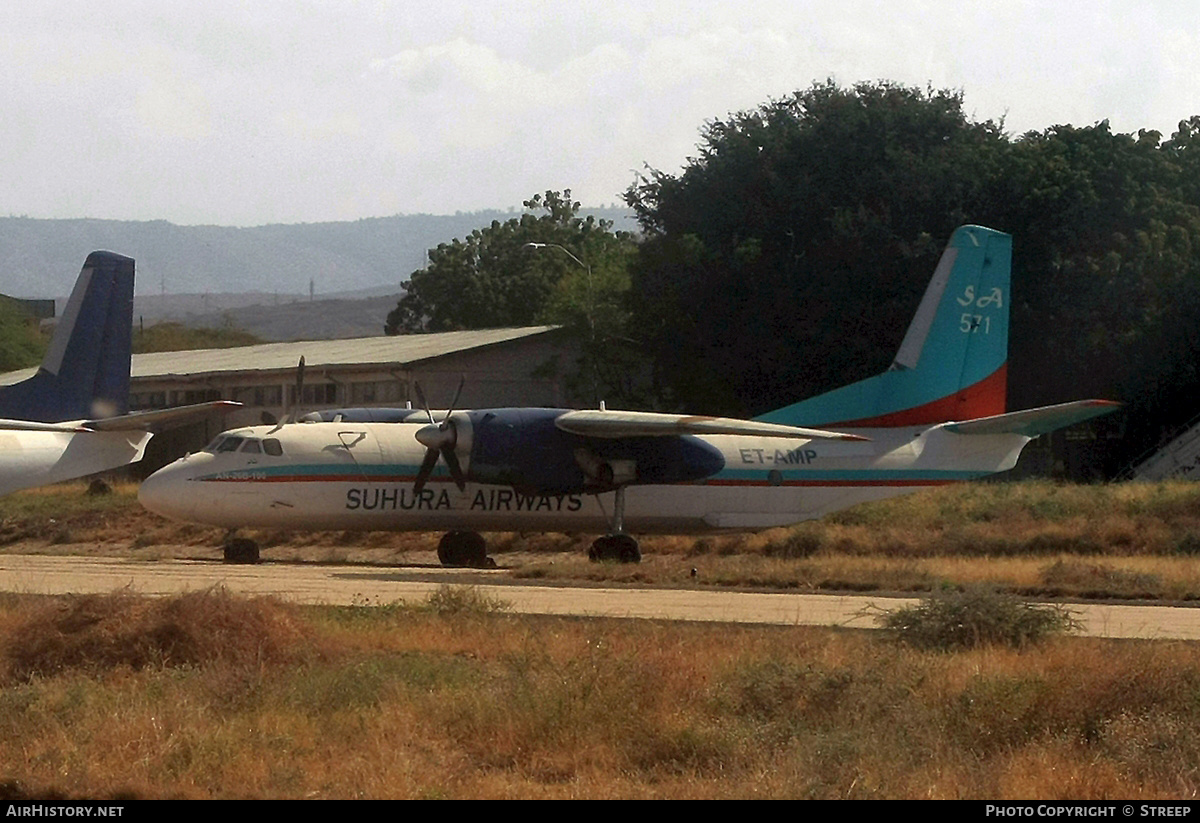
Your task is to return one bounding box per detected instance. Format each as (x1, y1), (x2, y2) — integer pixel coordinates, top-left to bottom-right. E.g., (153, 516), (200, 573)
(1, 553), (1198, 640)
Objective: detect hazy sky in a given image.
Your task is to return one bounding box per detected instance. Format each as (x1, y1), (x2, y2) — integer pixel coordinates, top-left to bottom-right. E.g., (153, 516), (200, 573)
(2, 1), (1198, 226)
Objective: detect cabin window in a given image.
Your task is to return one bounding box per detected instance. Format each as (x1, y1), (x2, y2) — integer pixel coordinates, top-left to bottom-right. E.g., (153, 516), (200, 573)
(263, 439), (284, 456)
(215, 436), (244, 453)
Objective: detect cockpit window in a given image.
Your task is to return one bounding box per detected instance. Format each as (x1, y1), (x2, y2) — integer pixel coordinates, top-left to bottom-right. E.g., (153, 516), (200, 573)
(263, 438), (284, 456)
(215, 436), (244, 453)
(240, 439), (262, 454)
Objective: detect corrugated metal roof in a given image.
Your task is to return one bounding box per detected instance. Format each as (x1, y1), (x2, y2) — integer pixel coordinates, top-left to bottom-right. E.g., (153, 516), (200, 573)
(0, 326), (561, 385)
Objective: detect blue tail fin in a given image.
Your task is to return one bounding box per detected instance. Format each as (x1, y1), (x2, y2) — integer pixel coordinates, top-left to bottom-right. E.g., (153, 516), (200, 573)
(757, 225), (1012, 428)
(0, 251), (134, 422)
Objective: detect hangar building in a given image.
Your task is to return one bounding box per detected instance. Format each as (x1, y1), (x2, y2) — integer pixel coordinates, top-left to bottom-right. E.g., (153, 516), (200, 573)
(128, 325), (579, 468)
(0, 325), (580, 472)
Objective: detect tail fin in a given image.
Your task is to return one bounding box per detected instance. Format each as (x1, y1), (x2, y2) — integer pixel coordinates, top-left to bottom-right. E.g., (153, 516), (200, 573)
(0, 251), (134, 422)
(758, 225), (1011, 428)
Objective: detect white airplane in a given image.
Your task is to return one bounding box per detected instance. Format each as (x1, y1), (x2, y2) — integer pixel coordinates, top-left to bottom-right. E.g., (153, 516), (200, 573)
(138, 225), (1118, 565)
(0, 251), (238, 497)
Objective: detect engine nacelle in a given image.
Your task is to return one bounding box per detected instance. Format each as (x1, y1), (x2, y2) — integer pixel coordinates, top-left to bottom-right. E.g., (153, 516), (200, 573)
(466, 408), (725, 495)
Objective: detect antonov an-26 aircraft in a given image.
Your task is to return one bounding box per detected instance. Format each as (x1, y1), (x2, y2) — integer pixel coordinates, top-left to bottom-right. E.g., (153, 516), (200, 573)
(0, 251), (238, 497)
(138, 226), (1118, 565)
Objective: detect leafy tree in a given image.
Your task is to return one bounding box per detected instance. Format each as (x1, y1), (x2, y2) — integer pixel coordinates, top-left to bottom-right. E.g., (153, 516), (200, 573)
(386, 191), (635, 334)
(0, 298), (48, 372)
(998, 122), (1200, 460)
(626, 80), (1008, 416)
(625, 79), (1200, 471)
(386, 191), (645, 405)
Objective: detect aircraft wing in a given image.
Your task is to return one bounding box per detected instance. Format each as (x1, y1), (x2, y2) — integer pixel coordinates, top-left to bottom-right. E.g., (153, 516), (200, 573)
(941, 400), (1120, 438)
(84, 401), (243, 432)
(554, 409), (870, 441)
(0, 419), (91, 433)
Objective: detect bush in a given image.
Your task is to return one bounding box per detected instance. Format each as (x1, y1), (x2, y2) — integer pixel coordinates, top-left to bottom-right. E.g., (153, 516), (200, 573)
(3, 587), (308, 681)
(424, 585), (511, 616)
(878, 586), (1080, 651)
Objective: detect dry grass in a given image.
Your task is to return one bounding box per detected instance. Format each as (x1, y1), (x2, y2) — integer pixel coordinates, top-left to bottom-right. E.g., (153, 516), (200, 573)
(2, 587), (310, 682)
(0, 588), (1198, 799)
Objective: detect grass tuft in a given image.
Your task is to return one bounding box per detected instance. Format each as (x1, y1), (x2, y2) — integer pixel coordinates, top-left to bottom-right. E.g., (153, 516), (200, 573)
(3, 587), (309, 681)
(878, 586), (1081, 651)
(424, 585), (511, 616)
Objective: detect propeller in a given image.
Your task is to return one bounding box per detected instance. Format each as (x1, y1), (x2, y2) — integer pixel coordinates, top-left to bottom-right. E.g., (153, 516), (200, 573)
(268, 357), (306, 433)
(412, 376), (467, 493)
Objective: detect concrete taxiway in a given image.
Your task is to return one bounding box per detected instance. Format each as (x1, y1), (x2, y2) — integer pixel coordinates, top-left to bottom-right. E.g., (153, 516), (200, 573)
(0, 553), (1197, 640)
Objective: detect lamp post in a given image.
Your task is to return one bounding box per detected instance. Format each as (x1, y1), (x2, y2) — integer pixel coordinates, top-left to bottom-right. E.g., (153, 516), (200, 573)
(524, 242), (598, 403)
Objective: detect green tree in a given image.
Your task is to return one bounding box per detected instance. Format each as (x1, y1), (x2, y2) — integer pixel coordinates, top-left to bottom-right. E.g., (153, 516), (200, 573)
(626, 80), (1008, 416)
(386, 190), (645, 405)
(0, 298), (48, 372)
(624, 79), (1200, 471)
(386, 191), (635, 334)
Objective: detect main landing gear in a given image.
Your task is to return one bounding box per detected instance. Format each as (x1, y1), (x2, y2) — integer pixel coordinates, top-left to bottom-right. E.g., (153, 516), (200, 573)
(437, 530), (496, 568)
(223, 535), (261, 564)
(588, 485), (642, 563)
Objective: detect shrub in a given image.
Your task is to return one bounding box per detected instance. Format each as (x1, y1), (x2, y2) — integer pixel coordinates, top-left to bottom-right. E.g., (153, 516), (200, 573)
(3, 587), (309, 681)
(424, 585), (511, 616)
(878, 586), (1081, 651)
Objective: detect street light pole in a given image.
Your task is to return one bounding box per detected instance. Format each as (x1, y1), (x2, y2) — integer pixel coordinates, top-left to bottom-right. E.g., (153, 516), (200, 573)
(524, 242), (598, 404)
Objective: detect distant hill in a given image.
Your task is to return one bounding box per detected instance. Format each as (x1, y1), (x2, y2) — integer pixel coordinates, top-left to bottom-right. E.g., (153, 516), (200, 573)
(136, 292), (404, 341)
(0, 207), (639, 300)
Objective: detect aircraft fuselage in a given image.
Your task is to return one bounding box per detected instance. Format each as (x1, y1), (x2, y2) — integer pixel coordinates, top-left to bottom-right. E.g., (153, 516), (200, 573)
(138, 418), (1030, 534)
(0, 428), (151, 497)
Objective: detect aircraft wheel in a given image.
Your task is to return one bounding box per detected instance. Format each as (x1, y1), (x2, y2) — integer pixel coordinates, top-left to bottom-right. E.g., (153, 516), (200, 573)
(588, 534), (641, 564)
(223, 537), (260, 565)
(437, 530), (489, 568)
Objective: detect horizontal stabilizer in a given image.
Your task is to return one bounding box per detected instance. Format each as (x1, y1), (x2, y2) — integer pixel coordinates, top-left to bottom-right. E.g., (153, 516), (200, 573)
(0, 419), (91, 433)
(85, 401), (243, 432)
(941, 400), (1120, 438)
(555, 410), (870, 442)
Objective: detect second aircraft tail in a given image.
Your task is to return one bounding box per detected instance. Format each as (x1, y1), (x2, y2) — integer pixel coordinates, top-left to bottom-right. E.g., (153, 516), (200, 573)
(0, 251), (135, 423)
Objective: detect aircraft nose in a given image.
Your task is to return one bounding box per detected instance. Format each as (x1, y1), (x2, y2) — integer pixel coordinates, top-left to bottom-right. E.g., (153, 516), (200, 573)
(138, 461), (194, 521)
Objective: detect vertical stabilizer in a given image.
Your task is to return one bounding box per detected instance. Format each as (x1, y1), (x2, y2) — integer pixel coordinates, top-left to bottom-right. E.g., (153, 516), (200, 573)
(0, 252), (134, 422)
(757, 225), (1011, 428)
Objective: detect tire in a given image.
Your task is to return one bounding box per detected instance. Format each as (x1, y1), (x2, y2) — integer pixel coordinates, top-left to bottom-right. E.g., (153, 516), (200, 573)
(438, 531), (489, 567)
(613, 534), (641, 564)
(588, 534), (641, 563)
(223, 537), (260, 564)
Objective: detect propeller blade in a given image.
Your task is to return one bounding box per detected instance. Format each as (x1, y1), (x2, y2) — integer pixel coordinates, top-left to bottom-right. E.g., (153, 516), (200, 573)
(442, 444), (466, 491)
(413, 446), (440, 495)
(444, 375), (465, 422)
(270, 356), (307, 433)
(413, 381), (435, 426)
(411, 378), (468, 493)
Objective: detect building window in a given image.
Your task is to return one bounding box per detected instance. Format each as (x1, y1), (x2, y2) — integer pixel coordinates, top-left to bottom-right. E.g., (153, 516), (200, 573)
(234, 385), (283, 407)
(349, 380), (404, 404)
(130, 391), (167, 410)
(292, 383), (338, 405)
(174, 389), (223, 405)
